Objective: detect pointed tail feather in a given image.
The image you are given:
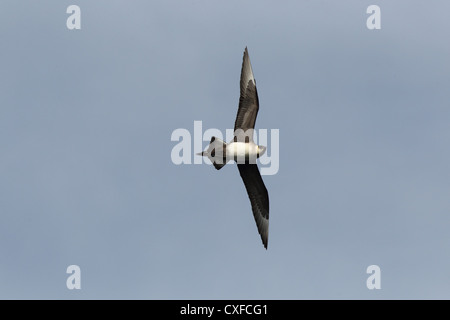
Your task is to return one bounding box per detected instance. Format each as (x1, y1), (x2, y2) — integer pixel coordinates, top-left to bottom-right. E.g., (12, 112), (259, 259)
(197, 136), (229, 170)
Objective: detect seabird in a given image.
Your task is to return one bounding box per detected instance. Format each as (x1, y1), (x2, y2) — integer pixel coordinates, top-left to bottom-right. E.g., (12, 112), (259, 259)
(198, 47), (270, 249)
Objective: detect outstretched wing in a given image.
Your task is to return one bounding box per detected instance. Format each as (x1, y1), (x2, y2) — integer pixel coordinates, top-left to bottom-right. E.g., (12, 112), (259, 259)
(234, 47), (259, 142)
(237, 164), (269, 249)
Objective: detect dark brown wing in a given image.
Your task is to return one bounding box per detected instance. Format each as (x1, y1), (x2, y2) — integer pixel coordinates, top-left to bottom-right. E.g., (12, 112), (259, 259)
(237, 164), (269, 249)
(234, 47), (259, 141)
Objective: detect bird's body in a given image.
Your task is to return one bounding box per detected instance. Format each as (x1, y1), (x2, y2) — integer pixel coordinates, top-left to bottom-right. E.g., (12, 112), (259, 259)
(226, 141), (263, 162)
(198, 47), (270, 249)
(227, 141), (257, 159)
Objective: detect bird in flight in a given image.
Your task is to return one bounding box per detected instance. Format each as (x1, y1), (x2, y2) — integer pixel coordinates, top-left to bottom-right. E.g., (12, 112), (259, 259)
(198, 47), (270, 249)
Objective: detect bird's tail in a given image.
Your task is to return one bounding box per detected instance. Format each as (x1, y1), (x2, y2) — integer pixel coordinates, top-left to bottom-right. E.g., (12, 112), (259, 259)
(196, 136), (228, 170)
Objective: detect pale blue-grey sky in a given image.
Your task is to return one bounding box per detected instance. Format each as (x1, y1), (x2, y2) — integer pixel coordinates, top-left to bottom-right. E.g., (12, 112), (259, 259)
(1, 1), (450, 299)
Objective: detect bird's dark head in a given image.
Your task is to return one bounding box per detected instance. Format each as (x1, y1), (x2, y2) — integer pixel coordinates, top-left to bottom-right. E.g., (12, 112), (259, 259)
(257, 145), (267, 157)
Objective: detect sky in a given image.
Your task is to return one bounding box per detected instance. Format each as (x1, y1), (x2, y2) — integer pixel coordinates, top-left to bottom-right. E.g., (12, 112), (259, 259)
(1, 0), (450, 299)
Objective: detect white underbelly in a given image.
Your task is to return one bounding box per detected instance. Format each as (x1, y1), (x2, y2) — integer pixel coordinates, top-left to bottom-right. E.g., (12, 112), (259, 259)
(226, 142), (258, 161)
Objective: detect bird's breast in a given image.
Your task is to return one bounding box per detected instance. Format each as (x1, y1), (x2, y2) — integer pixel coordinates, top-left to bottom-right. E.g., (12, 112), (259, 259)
(226, 142), (259, 163)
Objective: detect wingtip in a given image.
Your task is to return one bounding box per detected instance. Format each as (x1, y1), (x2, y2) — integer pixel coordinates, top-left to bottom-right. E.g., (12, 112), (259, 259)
(262, 235), (268, 250)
